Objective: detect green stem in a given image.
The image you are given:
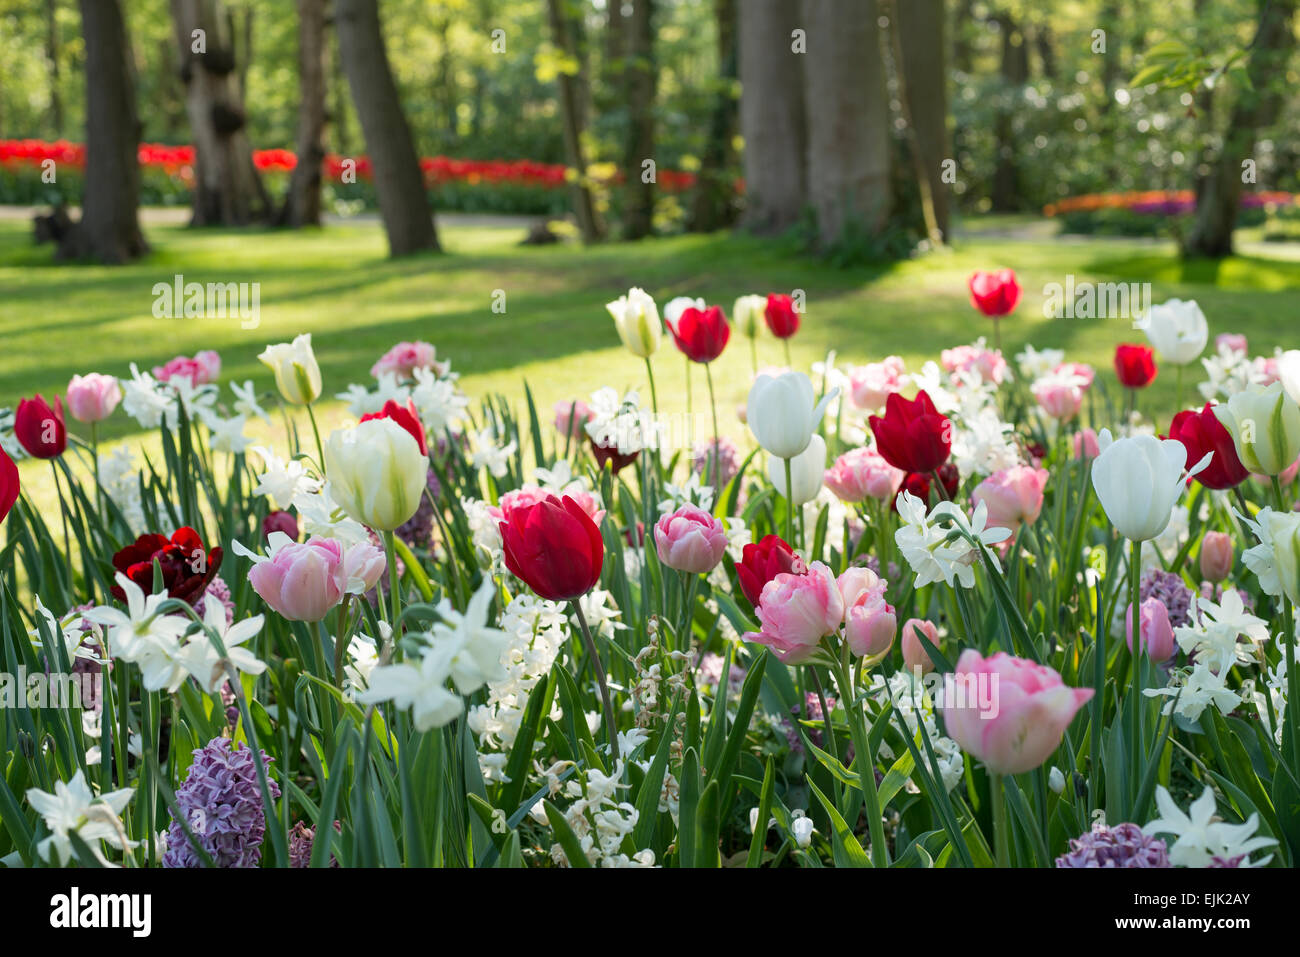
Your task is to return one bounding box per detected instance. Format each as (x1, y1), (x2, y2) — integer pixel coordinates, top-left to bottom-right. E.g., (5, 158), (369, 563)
(1272, 475), (1288, 513)
(572, 600), (620, 766)
(644, 357), (659, 417)
(830, 658), (889, 867)
(332, 594), (355, 688)
(1129, 536), (1144, 806)
(783, 456), (794, 545)
(306, 401), (326, 477)
(382, 530), (401, 631)
(684, 357), (693, 419)
(705, 362), (720, 489)
(749, 336), (758, 376)
(782, 338), (792, 369)
(991, 772), (1011, 867)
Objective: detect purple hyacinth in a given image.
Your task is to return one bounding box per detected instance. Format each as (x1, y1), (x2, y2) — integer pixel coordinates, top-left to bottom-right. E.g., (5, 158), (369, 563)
(289, 820), (341, 868)
(1140, 569), (1193, 628)
(693, 437), (741, 488)
(1055, 822), (1170, 868)
(163, 737), (280, 868)
(395, 467), (442, 552)
(195, 575), (235, 628)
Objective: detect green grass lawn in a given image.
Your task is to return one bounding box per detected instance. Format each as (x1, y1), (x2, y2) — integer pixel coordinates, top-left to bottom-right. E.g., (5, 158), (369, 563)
(2, 213), (1297, 469)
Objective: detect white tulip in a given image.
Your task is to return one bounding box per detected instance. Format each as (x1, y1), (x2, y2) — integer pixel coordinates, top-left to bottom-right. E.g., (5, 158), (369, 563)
(1141, 298), (1208, 365)
(1215, 381), (1300, 476)
(1276, 349), (1300, 406)
(768, 433), (826, 505)
(1091, 429), (1209, 541)
(663, 296), (705, 327)
(747, 371), (838, 460)
(324, 417), (428, 531)
(733, 294), (767, 340)
(605, 287), (661, 358)
(259, 333), (322, 404)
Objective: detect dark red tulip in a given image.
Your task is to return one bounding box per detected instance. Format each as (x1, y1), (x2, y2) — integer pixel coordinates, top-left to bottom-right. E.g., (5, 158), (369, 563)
(590, 437), (639, 473)
(736, 534), (806, 609)
(111, 527), (222, 604)
(263, 509), (300, 541)
(0, 447), (18, 524)
(764, 294), (800, 339)
(360, 398), (427, 455)
(1168, 403), (1249, 490)
(1114, 343), (1157, 389)
(15, 394), (66, 459)
(668, 305), (730, 363)
(893, 464), (959, 510)
(968, 270), (1021, 317)
(500, 494), (604, 602)
(868, 390), (952, 474)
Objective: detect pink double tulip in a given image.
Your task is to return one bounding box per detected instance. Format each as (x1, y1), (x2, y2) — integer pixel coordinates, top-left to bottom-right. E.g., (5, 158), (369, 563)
(847, 356), (906, 411)
(1072, 428), (1100, 459)
(823, 447), (905, 503)
(154, 350), (221, 387)
(1126, 598), (1176, 663)
(972, 466), (1049, 534)
(743, 561), (843, 664)
(836, 567), (896, 661)
(654, 504), (728, 574)
(247, 535), (347, 621)
(901, 618), (941, 674)
(66, 373), (122, 423)
(940, 650), (1093, 775)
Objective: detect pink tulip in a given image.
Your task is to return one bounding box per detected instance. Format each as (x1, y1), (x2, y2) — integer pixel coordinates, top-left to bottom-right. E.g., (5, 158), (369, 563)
(743, 561), (844, 664)
(1199, 532), (1234, 584)
(1032, 378), (1085, 421)
(1126, 598), (1176, 663)
(65, 373), (122, 423)
(823, 447), (905, 503)
(496, 484), (605, 527)
(343, 541), (387, 594)
(1253, 454), (1300, 487)
(972, 466), (1049, 534)
(901, 618), (940, 674)
(1216, 333), (1248, 354)
(553, 399), (595, 440)
(1055, 362), (1096, 387)
(247, 536), (346, 622)
(154, 350), (220, 386)
(654, 504), (728, 574)
(847, 356), (906, 411)
(940, 650), (1094, 775)
(1072, 428), (1100, 459)
(837, 567), (896, 660)
(941, 344), (1009, 385)
(371, 341), (442, 380)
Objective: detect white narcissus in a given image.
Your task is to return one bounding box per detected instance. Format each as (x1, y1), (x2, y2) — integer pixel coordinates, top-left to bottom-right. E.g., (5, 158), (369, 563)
(1141, 298), (1208, 365)
(605, 287), (661, 358)
(733, 294), (766, 340)
(1237, 506), (1300, 606)
(1214, 381), (1300, 475)
(746, 370), (838, 459)
(324, 417), (428, 531)
(768, 433), (827, 505)
(259, 332), (322, 405)
(1090, 430), (1210, 542)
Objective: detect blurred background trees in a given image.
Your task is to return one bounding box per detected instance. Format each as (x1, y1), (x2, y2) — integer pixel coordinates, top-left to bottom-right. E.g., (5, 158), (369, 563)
(0, 0), (1296, 262)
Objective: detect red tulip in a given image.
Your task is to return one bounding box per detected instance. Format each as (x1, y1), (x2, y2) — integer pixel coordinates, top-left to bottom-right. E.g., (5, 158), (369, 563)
(736, 534), (806, 609)
(1168, 403), (1249, 490)
(968, 270), (1021, 317)
(0, 447), (18, 524)
(500, 494), (604, 601)
(1114, 343), (1157, 389)
(764, 294), (800, 339)
(893, 464), (960, 509)
(263, 509), (300, 541)
(590, 438), (639, 473)
(868, 390), (952, 474)
(15, 394), (67, 458)
(111, 527), (223, 605)
(667, 305), (730, 363)
(360, 398), (428, 455)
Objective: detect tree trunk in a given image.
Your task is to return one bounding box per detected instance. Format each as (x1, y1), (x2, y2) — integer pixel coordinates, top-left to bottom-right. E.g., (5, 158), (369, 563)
(622, 0), (656, 239)
(893, 0), (950, 242)
(951, 0), (975, 74)
(688, 0), (739, 232)
(170, 0), (269, 226)
(46, 0), (64, 137)
(989, 13), (1028, 212)
(1184, 0), (1298, 258)
(335, 0), (440, 255)
(738, 0), (807, 234)
(59, 0), (148, 263)
(280, 0), (329, 227)
(801, 0), (891, 246)
(1034, 23), (1057, 80)
(545, 0), (603, 243)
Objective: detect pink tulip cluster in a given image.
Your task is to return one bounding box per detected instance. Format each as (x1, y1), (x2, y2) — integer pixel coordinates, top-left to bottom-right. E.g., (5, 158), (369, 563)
(154, 350), (221, 387)
(972, 465), (1049, 535)
(837, 567), (896, 661)
(823, 447), (905, 503)
(371, 340), (442, 380)
(847, 356), (906, 411)
(247, 535), (384, 622)
(940, 344), (1009, 385)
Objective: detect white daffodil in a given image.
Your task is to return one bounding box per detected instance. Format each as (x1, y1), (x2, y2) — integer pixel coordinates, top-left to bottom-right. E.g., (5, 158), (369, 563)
(25, 770), (136, 867)
(230, 379), (271, 424)
(1145, 785), (1275, 868)
(1145, 663), (1241, 721)
(1237, 506), (1300, 606)
(177, 598), (267, 694)
(1174, 590), (1271, 673)
(895, 491), (1011, 590)
(204, 412), (253, 454)
(82, 573), (190, 692)
(251, 445), (321, 509)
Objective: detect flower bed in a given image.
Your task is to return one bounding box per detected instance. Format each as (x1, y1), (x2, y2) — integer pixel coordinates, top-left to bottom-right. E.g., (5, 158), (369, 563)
(1, 280), (1298, 869)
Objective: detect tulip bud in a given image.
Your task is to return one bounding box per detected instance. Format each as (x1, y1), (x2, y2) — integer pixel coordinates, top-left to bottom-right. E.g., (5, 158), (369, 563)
(901, 618), (940, 674)
(1049, 767), (1066, 794)
(259, 333), (322, 405)
(606, 287), (662, 358)
(733, 294), (766, 340)
(1125, 597), (1176, 663)
(66, 373), (122, 424)
(1199, 531), (1234, 584)
(324, 418), (428, 531)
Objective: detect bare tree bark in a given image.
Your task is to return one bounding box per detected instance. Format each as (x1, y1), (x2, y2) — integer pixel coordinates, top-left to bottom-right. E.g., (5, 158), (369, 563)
(46, 0), (64, 137)
(622, 0), (656, 239)
(688, 0), (739, 232)
(738, 0), (807, 234)
(545, 0), (603, 243)
(280, 0), (329, 227)
(1184, 0), (1298, 258)
(892, 0), (950, 243)
(801, 0), (891, 246)
(335, 0), (440, 255)
(59, 0), (148, 263)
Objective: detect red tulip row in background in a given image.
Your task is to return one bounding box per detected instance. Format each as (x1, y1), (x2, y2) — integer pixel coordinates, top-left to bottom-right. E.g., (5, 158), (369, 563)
(0, 138), (704, 193)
